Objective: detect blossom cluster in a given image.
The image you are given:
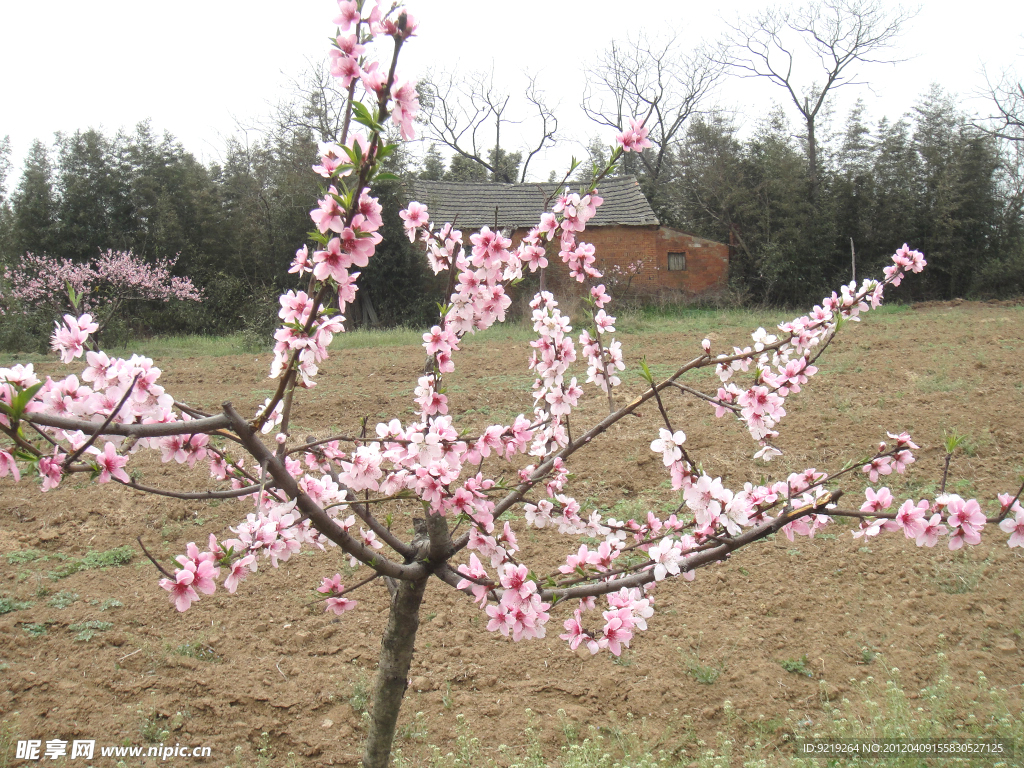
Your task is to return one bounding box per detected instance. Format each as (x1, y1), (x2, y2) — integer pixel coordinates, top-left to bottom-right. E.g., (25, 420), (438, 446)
(329, 0), (419, 139)
(1, 250), (202, 317)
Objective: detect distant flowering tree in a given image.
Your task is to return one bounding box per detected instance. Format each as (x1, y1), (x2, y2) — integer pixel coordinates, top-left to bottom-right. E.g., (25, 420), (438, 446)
(1, 4), (1022, 768)
(1, 249), (202, 346)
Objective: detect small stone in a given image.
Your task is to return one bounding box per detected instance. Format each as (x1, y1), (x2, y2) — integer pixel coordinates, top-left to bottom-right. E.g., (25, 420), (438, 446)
(321, 718), (334, 729)
(411, 676), (430, 692)
(994, 638), (1017, 654)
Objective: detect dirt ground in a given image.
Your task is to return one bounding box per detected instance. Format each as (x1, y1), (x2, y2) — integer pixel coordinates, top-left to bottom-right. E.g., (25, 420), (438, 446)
(1, 300), (1023, 766)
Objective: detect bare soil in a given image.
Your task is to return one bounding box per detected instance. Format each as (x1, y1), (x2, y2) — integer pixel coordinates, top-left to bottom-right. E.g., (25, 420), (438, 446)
(2, 301), (1023, 766)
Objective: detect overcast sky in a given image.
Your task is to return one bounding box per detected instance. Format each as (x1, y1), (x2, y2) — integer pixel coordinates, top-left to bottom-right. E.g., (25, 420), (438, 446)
(3, 0), (1023, 184)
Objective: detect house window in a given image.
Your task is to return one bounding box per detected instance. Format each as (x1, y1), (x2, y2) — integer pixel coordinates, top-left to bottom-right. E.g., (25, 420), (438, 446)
(667, 252), (687, 271)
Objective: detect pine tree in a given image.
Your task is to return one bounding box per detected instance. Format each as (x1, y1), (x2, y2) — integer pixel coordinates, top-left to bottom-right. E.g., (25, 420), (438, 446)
(11, 139), (57, 257)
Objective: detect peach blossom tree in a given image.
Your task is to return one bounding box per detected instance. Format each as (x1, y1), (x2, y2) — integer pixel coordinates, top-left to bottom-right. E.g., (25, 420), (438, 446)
(1, 3), (1022, 767)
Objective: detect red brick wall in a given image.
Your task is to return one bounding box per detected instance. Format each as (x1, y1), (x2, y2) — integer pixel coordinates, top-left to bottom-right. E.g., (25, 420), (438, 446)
(504, 225), (729, 296)
(654, 227), (730, 294)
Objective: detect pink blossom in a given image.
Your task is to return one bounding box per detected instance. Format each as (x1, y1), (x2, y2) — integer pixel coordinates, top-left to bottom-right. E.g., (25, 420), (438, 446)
(456, 554), (492, 605)
(160, 569), (199, 612)
(95, 442), (130, 484)
(916, 513), (947, 547)
(599, 608), (633, 656)
(616, 119), (653, 153)
(0, 450), (21, 482)
(560, 609), (598, 654)
(860, 486), (893, 514)
(650, 428), (686, 466)
(390, 80), (419, 140)
(224, 555), (256, 594)
(310, 187), (345, 234)
(38, 452), (65, 492)
(862, 456), (893, 483)
(400, 201), (429, 241)
(51, 314), (98, 363)
(998, 505), (1024, 548)
(946, 496), (986, 550)
(894, 499), (929, 539)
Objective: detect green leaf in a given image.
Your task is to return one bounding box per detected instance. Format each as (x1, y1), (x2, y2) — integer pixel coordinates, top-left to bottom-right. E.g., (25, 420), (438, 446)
(350, 101), (385, 133)
(66, 281), (81, 311)
(374, 172), (401, 182)
(639, 358), (654, 385)
(2, 382), (44, 421)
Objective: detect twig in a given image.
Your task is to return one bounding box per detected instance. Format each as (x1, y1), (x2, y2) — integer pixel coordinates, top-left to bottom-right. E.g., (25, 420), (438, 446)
(137, 536), (175, 579)
(63, 373), (141, 469)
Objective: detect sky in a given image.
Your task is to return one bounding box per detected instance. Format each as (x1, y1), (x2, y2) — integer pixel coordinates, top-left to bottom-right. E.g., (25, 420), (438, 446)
(2, 0), (1023, 185)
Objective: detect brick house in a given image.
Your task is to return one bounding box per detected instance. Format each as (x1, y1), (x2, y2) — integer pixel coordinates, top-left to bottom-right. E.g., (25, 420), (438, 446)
(404, 176), (729, 296)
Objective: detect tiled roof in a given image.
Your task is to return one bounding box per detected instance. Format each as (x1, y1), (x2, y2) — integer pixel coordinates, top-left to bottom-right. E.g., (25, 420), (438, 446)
(403, 176), (660, 230)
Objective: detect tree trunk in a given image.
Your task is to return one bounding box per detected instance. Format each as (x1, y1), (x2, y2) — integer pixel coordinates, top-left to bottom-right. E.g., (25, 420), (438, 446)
(361, 576), (428, 768)
(806, 112), (818, 203)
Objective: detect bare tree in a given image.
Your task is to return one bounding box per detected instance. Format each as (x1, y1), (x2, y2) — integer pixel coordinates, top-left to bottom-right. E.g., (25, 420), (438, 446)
(724, 0), (916, 198)
(581, 33), (724, 185)
(980, 66), (1024, 142)
(417, 66), (558, 183)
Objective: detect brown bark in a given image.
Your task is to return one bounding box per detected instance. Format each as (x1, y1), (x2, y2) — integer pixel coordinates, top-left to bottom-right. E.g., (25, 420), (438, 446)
(361, 576), (428, 768)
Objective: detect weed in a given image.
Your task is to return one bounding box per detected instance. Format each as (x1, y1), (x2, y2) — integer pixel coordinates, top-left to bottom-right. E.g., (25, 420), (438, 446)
(612, 649), (635, 667)
(48, 545), (133, 579)
(139, 710), (170, 743)
(69, 620), (114, 641)
(0, 597), (32, 615)
(780, 654), (814, 677)
(349, 672), (370, 713)
(0, 719), (16, 768)
(251, 730), (291, 768)
(929, 552), (990, 594)
(441, 682), (454, 709)
(680, 640), (724, 685)
(99, 598), (124, 611)
(3, 550), (42, 565)
(174, 641), (220, 662)
(47, 590), (79, 609)
(398, 711), (430, 742)
(684, 655), (723, 685)
(22, 623), (49, 637)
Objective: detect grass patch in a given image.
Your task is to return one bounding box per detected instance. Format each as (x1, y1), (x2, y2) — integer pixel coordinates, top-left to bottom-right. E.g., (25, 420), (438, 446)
(69, 620), (114, 642)
(681, 651), (724, 685)
(48, 545), (134, 579)
(173, 641), (220, 662)
(780, 654), (815, 677)
(3, 549), (43, 565)
(0, 596), (33, 615)
(47, 590), (79, 609)
(349, 671), (371, 713)
(928, 552), (991, 595)
(22, 623), (50, 637)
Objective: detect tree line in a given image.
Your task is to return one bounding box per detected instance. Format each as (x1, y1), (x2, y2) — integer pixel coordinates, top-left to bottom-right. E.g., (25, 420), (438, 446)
(0, 112), (433, 348)
(1, 0), (1023, 346)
